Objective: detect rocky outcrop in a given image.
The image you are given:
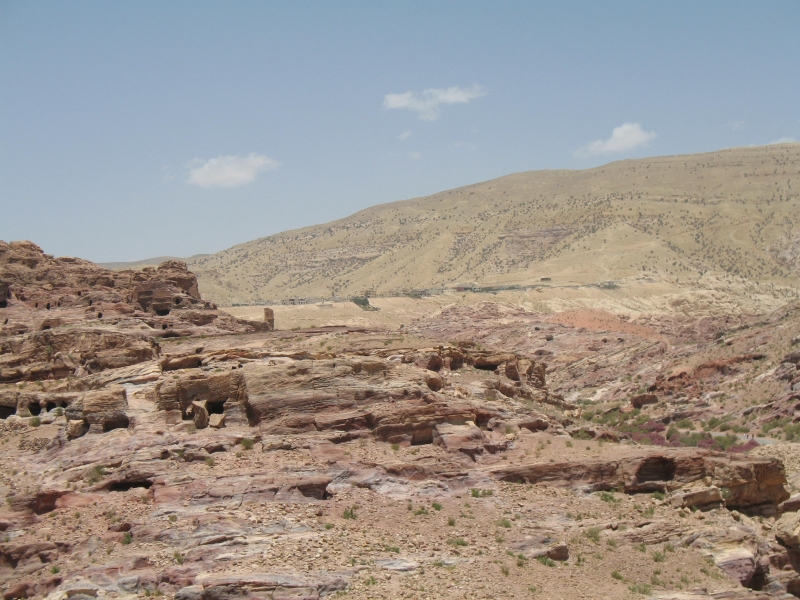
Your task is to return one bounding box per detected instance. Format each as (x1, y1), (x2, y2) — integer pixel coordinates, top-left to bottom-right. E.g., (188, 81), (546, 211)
(0, 329), (160, 382)
(0, 241), (272, 384)
(153, 370), (248, 427)
(175, 572), (349, 600)
(65, 386), (129, 435)
(491, 450), (789, 511)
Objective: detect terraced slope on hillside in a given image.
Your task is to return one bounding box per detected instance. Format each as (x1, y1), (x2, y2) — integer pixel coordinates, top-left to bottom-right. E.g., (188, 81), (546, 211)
(191, 144), (800, 305)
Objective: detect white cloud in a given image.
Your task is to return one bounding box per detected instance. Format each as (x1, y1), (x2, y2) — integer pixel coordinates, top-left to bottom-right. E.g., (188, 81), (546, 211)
(187, 153), (279, 188)
(398, 130), (412, 140)
(768, 137), (797, 145)
(409, 151), (422, 160)
(384, 85), (485, 121)
(575, 123), (657, 157)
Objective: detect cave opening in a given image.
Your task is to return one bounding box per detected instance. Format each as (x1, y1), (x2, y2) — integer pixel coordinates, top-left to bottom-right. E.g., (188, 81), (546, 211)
(636, 457), (676, 483)
(410, 428), (434, 446)
(28, 403), (41, 416)
(103, 415), (130, 432)
(207, 401), (225, 415)
(474, 363), (502, 371)
(747, 565), (767, 591)
(46, 402), (57, 412)
(0, 406), (16, 419)
(155, 309), (171, 316)
(0, 300), (6, 309)
(106, 480), (152, 492)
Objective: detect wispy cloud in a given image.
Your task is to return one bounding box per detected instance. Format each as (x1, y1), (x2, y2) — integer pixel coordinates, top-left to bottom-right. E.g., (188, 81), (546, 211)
(725, 120), (745, 131)
(187, 153), (279, 188)
(398, 130), (412, 140)
(768, 137), (797, 145)
(575, 123), (657, 157)
(409, 151), (422, 160)
(384, 85), (485, 121)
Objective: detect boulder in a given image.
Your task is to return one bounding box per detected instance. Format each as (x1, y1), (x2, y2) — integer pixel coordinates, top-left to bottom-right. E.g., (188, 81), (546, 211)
(508, 536), (569, 561)
(631, 393), (659, 408)
(504, 358), (534, 382)
(433, 422), (489, 458)
(189, 401), (209, 430)
(777, 512), (800, 550)
(780, 493), (800, 514)
(66, 386), (129, 434)
(783, 350), (800, 365)
(66, 419), (87, 439)
(415, 353), (443, 371)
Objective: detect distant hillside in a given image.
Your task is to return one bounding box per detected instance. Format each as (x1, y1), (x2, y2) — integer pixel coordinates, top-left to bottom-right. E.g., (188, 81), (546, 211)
(100, 254), (210, 271)
(190, 144), (800, 305)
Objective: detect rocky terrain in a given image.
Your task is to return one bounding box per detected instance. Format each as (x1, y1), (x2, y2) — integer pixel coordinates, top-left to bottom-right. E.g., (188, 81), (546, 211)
(4, 241), (800, 599)
(149, 144), (800, 306)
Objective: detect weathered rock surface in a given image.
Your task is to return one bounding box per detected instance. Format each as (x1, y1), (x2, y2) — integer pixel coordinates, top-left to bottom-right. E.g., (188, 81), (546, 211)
(4, 241), (800, 598)
(0, 241), (269, 383)
(492, 451), (789, 511)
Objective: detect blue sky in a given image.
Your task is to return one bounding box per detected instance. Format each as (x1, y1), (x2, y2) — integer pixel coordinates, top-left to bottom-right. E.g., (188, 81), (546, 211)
(1, 1), (798, 262)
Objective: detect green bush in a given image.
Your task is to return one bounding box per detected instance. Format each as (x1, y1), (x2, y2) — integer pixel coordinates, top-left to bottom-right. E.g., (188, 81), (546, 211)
(240, 438), (255, 450)
(536, 556), (556, 567)
(85, 465), (107, 485)
(599, 491), (620, 503)
(343, 506), (357, 520)
(447, 538), (468, 547)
